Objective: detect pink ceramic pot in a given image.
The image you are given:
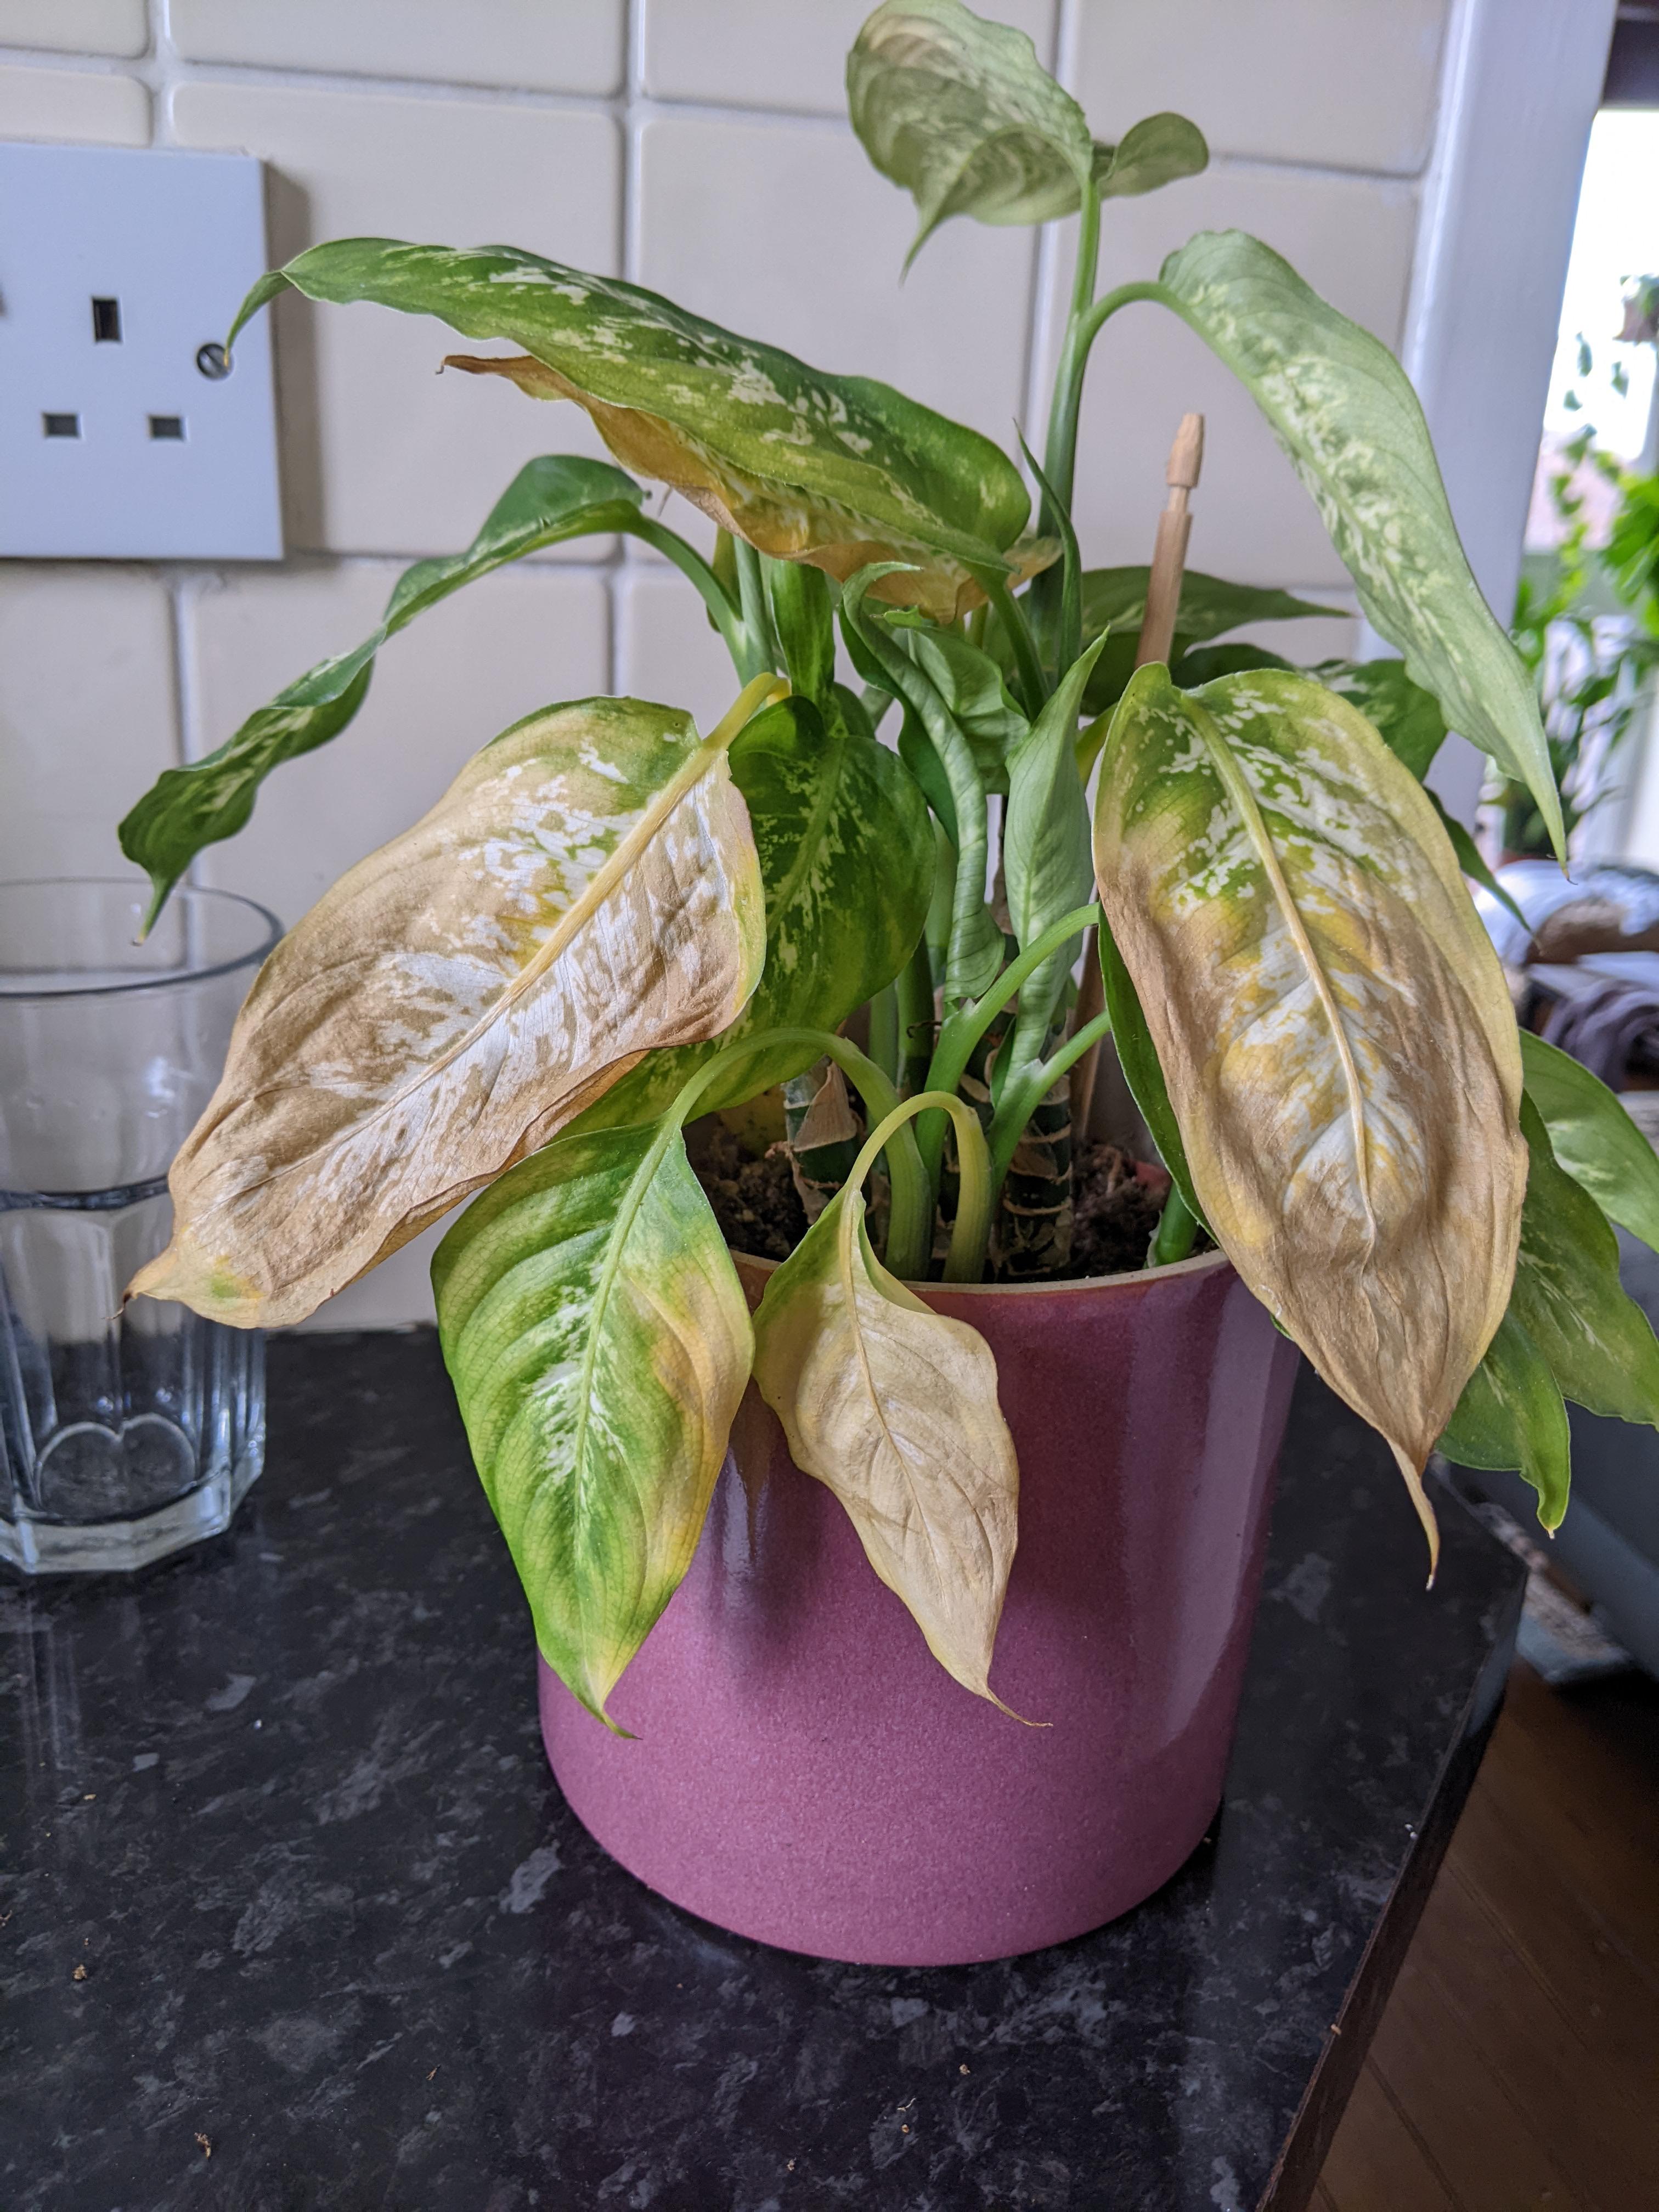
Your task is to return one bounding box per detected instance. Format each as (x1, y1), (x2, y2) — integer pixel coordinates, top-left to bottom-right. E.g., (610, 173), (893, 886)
(539, 1249), (1299, 1966)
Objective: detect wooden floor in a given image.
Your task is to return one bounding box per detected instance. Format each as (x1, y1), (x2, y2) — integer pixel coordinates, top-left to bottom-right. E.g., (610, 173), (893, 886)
(1313, 1660), (1659, 2212)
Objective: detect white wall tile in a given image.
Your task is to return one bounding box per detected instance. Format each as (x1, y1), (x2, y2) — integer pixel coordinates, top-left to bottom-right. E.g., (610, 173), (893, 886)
(0, 1), (146, 57)
(1071, 0), (1450, 178)
(0, 62), (149, 143)
(643, 0), (1053, 114)
(170, 0), (624, 96)
(0, 567), (178, 880)
(171, 81), (621, 557)
(186, 557), (611, 922)
(1059, 163), (1417, 588)
(637, 113), (1036, 457)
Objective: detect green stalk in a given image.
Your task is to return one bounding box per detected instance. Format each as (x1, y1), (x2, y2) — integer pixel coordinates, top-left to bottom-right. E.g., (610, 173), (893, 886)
(666, 1023), (933, 1284)
(867, 981), (900, 1086)
(895, 931), (936, 1097)
(848, 1091), (995, 1285)
(918, 901), (1102, 1184)
(619, 514), (748, 675)
(1037, 182), (1102, 531)
(984, 574), (1048, 713)
(988, 1009), (1111, 1189)
(1149, 1186), (1200, 1266)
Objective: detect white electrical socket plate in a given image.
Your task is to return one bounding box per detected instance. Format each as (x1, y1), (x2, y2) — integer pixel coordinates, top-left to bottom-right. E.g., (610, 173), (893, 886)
(0, 143), (282, 560)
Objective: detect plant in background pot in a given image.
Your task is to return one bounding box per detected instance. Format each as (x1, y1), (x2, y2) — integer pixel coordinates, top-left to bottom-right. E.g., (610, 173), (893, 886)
(120, 1), (1659, 1964)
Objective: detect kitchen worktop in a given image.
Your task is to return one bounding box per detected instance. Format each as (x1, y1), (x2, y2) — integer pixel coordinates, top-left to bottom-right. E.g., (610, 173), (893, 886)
(1, 1331), (1523, 2211)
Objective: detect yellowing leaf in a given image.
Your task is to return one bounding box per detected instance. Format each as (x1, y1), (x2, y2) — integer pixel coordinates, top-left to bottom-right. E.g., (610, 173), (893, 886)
(1094, 665), (1527, 1564)
(752, 1183), (1020, 1709)
(129, 691), (773, 1329)
(229, 240), (1034, 627)
(433, 1121), (754, 1727)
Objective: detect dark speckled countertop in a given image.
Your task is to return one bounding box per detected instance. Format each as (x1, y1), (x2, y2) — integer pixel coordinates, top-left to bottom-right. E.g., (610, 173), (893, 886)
(1, 1333), (1521, 2212)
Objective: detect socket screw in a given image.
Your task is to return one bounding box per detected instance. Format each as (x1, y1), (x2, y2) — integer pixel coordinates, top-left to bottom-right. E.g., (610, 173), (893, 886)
(195, 342), (232, 381)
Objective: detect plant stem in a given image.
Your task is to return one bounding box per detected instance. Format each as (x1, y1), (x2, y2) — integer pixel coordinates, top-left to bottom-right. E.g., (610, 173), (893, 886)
(848, 1092), (995, 1285)
(867, 982), (900, 1087)
(1039, 183), (1102, 531)
(1149, 1185), (1200, 1266)
(918, 902), (1102, 1183)
(988, 1011), (1111, 1189)
(619, 514), (748, 674)
(895, 932), (935, 1096)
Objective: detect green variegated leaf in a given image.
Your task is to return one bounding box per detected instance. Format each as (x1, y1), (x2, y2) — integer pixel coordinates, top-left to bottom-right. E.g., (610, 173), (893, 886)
(1519, 1031), (1659, 1257)
(230, 239), (1033, 624)
(1504, 1094), (1659, 1431)
(752, 1178), (1020, 1708)
(1309, 658), (1447, 781)
(848, 0), (1093, 261)
(129, 688), (774, 1328)
(1003, 632), (1109, 1049)
(433, 1121), (753, 1725)
(1093, 664), (1527, 1560)
(1091, 112), (1209, 200)
(1439, 1304), (1571, 1530)
(118, 455), (645, 927)
(888, 611), (1029, 795)
(568, 690), (933, 1132)
(1155, 229), (1564, 854)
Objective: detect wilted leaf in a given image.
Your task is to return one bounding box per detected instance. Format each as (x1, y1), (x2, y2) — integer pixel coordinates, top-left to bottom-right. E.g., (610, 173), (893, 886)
(119, 455), (645, 927)
(128, 692), (771, 1328)
(848, 0), (1093, 260)
(1094, 664), (1527, 1559)
(1156, 229), (1563, 854)
(752, 1180), (1020, 1709)
(433, 1121), (753, 1725)
(230, 239), (1032, 624)
(1519, 1031), (1659, 1256)
(1091, 113), (1209, 200)
(568, 690), (933, 1132)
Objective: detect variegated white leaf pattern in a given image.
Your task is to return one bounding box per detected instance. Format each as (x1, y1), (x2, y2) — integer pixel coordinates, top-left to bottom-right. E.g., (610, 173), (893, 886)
(129, 695), (768, 1328)
(1093, 665), (1527, 1562)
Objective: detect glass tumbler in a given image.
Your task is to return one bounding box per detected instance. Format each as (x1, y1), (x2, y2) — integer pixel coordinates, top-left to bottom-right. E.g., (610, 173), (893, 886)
(0, 879), (281, 1572)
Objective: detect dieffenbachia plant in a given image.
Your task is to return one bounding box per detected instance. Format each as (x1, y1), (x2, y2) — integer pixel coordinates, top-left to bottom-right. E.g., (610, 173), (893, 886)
(125, 0), (1659, 1723)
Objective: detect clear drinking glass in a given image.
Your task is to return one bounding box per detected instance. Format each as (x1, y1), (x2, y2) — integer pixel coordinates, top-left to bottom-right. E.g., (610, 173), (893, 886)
(0, 879), (281, 1573)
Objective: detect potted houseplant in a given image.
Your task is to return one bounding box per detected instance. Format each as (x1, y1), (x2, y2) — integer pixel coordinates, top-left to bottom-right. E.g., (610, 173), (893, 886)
(121, 1), (1659, 1965)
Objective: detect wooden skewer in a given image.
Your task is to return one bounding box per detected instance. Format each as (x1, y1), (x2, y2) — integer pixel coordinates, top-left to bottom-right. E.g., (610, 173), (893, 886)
(1070, 411), (1205, 1147)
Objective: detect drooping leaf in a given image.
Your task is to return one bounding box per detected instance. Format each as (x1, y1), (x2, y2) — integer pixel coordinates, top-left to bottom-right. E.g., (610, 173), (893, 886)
(118, 455), (645, 927)
(433, 1121), (753, 1725)
(1438, 1304), (1571, 1530)
(230, 239), (1035, 624)
(752, 1179), (1020, 1709)
(1308, 657), (1447, 782)
(1519, 1030), (1659, 1256)
(1155, 229), (1564, 855)
(848, 0), (1093, 262)
(1093, 664), (1527, 1559)
(1002, 632), (1109, 1049)
(1091, 112), (1209, 200)
(567, 689), (933, 1133)
(127, 692), (771, 1328)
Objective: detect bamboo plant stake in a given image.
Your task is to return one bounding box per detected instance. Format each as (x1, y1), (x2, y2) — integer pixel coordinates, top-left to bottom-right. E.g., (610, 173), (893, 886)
(1069, 411), (1205, 1146)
